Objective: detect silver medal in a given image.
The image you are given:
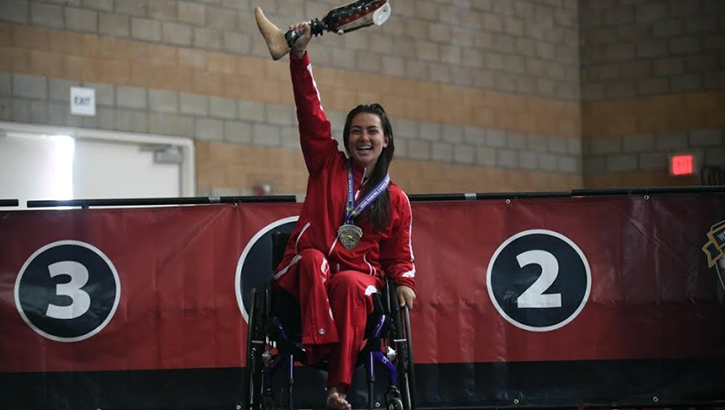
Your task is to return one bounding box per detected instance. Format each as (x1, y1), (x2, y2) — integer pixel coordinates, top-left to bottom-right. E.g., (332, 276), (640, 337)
(338, 224), (363, 250)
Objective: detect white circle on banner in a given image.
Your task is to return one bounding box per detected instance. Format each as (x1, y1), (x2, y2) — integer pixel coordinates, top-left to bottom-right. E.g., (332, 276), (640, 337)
(14, 240), (121, 342)
(235, 216), (299, 323)
(486, 229), (591, 332)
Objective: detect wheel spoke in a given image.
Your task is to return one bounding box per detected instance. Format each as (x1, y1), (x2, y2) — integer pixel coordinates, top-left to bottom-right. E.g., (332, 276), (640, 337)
(401, 306), (415, 410)
(245, 289), (264, 410)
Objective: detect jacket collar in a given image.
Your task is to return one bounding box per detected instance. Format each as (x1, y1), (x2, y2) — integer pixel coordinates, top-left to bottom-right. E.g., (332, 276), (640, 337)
(350, 157), (368, 188)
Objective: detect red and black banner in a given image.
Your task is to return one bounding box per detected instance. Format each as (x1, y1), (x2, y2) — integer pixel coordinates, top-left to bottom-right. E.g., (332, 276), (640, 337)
(1, 194), (724, 409)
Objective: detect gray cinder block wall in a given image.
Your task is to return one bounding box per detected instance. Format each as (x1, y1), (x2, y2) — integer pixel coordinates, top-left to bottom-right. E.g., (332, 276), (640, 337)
(1, 0), (722, 193)
(579, 0), (725, 186)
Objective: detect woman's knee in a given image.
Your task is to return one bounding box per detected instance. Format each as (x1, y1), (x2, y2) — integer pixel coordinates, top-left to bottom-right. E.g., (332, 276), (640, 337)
(329, 271), (377, 317)
(329, 271), (355, 287)
(329, 271), (373, 296)
(298, 248), (329, 277)
(299, 248), (325, 260)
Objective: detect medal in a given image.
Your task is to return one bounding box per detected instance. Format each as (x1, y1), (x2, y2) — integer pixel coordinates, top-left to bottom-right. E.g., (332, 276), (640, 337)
(338, 159), (390, 250)
(338, 224), (363, 250)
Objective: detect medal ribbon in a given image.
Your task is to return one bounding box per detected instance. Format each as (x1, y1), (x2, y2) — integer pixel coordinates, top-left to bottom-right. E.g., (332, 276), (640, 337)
(345, 158), (390, 224)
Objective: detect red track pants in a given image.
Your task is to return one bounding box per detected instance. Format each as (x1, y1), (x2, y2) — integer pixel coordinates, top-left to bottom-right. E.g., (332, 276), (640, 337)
(274, 248), (382, 389)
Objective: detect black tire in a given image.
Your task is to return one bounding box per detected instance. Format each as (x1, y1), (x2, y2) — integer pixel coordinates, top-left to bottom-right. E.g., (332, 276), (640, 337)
(397, 306), (416, 410)
(245, 289), (263, 410)
(262, 394), (276, 410)
(387, 396), (404, 410)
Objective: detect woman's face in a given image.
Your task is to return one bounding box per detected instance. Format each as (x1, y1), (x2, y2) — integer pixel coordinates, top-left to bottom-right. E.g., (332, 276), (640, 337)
(348, 112), (389, 174)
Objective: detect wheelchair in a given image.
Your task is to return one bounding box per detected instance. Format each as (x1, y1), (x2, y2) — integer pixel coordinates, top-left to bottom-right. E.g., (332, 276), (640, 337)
(245, 231), (416, 410)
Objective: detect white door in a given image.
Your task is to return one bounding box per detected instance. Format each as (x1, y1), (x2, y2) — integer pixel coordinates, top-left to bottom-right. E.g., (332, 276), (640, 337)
(0, 132), (75, 204)
(0, 122), (195, 208)
(73, 139), (180, 199)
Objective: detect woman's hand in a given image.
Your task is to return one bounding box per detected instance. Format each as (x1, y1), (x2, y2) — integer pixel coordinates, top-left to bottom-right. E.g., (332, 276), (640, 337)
(396, 285), (416, 309)
(289, 22), (312, 59)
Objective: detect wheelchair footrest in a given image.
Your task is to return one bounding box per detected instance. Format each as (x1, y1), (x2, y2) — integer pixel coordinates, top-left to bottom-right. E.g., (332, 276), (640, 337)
(270, 316), (307, 364)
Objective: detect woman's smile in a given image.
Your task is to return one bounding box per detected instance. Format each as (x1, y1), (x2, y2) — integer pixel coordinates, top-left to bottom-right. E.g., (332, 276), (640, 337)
(348, 113), (389, 174)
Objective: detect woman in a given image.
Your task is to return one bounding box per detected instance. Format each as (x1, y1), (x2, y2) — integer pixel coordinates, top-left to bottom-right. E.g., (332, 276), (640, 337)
(273, 22), (416, 410)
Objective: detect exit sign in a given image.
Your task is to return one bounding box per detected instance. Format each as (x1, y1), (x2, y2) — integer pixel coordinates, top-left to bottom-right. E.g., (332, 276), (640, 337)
(669, 153), (695, 176)
(70, 87), (96, 116)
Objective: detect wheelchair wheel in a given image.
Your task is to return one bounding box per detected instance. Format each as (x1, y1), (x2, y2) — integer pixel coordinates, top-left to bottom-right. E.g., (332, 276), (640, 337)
(387, 396), (404, 410)
(395, 305), (416, 410)
(245, 288), (264, 410)
(262, 394), (276, 410)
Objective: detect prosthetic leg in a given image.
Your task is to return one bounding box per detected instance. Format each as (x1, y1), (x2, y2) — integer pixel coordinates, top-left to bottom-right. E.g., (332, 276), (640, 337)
(255, 0), (392, 60)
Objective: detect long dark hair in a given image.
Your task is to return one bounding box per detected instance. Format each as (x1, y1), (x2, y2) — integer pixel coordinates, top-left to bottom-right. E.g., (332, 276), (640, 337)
(343, 103), (395, 233)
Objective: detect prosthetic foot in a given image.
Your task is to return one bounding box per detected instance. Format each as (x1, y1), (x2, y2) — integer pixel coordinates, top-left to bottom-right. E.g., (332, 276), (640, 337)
(254, 1), (392, 61)
(254, 7), (289, 61)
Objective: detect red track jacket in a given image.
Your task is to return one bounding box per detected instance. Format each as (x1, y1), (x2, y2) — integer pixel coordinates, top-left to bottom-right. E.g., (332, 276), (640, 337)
(274, 52), (416, 291)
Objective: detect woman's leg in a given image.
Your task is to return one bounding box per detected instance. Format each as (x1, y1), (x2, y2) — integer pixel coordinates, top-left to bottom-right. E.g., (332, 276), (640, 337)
(274, 248), (339, 363)
(325, 270), (382, 408)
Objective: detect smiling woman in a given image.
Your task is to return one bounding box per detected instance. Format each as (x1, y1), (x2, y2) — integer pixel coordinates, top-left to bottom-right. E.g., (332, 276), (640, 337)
(342, 104), (395, 234)
(267, 21), (417, 410)
(347, 112), (389, 175)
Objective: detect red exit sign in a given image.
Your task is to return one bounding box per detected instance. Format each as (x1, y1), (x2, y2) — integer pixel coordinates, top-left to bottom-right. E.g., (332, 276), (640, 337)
(669, 153), (695, 176)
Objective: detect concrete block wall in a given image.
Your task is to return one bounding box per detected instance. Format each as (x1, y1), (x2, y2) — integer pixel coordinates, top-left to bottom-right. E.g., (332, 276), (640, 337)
(1, 0), (584, 197)
(580, 0), (725, 187)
